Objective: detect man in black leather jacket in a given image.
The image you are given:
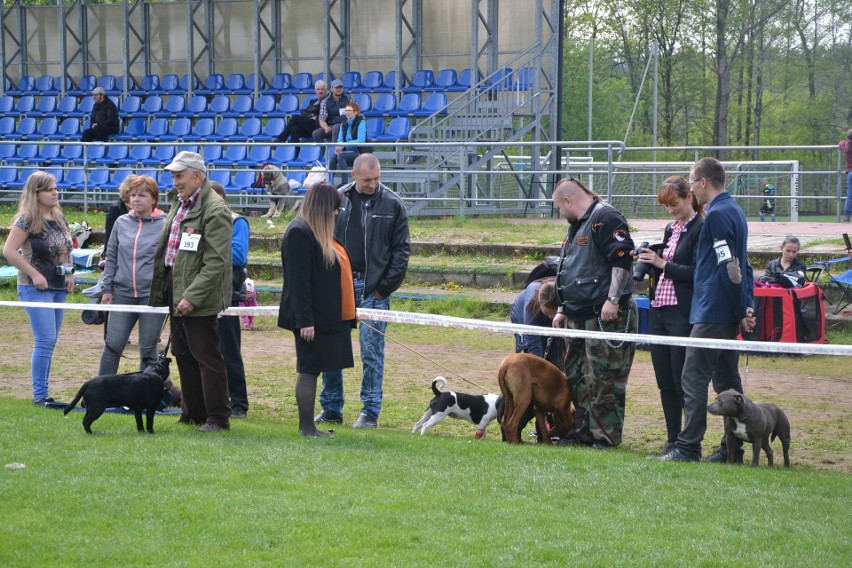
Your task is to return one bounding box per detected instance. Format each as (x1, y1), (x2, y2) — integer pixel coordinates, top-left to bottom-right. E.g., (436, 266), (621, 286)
(316, 154), (410, 429)
(82, 87), (120, 142)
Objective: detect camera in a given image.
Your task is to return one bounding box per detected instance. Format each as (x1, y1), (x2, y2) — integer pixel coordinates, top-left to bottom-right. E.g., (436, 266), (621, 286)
(56, 263), (75, 276)
(632, 242), (655, 282)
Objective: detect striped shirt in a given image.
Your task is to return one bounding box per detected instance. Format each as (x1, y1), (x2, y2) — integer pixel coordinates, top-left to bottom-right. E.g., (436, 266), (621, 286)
(164, 188), (200, 267)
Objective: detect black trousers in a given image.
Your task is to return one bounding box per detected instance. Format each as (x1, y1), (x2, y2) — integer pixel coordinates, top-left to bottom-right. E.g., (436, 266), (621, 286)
(648, 305), (692, 443)
(276, 115), (317, 143)
(81, 124), (116, 142)
(218, 313), (248, 412)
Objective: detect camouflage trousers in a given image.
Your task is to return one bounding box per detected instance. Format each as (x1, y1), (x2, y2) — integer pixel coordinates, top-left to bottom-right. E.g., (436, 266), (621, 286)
(561, 299), (638, 447)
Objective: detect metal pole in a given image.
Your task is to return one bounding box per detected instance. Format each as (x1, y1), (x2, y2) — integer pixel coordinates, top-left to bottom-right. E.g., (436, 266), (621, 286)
(587, 35), (593, 145)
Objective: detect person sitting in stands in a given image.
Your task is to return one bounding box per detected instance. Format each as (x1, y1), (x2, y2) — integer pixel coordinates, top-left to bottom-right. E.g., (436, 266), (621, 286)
(276, 81), (328, 144)
(328, 101), (367, 186)
(311, 79), (350, 145)
(81, 87), (120, 142)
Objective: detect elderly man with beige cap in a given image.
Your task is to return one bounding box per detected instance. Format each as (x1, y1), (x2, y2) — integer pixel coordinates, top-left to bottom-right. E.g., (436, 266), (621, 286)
(149, 151), (234, 432)
(81, 86), (120, 142)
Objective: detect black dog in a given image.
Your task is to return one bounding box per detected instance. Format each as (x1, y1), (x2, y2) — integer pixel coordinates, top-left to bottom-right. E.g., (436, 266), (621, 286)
(64, 357), (172, 434)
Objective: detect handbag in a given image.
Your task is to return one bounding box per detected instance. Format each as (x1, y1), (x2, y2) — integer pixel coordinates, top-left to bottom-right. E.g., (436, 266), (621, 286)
(304, 161), (329, 189)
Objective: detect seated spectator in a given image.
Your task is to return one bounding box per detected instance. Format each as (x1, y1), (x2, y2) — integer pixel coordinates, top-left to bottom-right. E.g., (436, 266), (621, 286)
(328, 102), (368, 186)
(763, 235), (807, 281)
(276, 80), (327, 143)
(311, 79), (350, 145)
(81, 87), (120, 142)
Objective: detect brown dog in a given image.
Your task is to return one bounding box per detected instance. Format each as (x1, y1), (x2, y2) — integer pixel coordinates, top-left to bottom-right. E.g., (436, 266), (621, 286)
(497, 353), (573, 444)
(259, 164), (297, 218)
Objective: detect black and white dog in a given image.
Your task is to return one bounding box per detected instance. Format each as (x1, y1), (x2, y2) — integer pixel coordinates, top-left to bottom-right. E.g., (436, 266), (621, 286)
(412, 377), (500, 438)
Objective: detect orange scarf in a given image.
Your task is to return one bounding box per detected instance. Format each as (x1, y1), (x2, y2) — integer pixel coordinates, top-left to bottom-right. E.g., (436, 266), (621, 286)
(334, 242), (356, 321)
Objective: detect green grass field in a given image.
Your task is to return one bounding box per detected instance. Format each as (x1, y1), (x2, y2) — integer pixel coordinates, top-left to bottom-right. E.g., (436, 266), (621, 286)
(1, 398), (849, 566)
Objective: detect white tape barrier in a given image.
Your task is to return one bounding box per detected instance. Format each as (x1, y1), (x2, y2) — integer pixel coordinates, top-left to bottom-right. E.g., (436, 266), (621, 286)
(1, 300), (851, 357)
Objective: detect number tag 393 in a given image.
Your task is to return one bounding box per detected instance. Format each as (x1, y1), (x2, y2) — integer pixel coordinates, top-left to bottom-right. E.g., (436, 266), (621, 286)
(179, 232), (201, 252)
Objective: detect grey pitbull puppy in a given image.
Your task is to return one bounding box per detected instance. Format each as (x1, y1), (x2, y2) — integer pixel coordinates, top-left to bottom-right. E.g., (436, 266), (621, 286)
(707, 389), (791, 468)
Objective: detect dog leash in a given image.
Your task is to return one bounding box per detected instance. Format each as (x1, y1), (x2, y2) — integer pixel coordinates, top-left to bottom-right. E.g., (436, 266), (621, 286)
(358, 321), (492, 393)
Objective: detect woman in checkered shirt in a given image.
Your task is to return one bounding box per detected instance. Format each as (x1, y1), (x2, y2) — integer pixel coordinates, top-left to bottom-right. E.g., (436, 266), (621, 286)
(634, 176), (704, 457)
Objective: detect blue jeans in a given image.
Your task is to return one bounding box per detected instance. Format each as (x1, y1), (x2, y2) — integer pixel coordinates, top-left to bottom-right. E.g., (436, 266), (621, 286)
(844, 171), (852, 218)
(320, 278), (390, 420)
(98, 293), (166, 376)
(18, 285), (67, 401)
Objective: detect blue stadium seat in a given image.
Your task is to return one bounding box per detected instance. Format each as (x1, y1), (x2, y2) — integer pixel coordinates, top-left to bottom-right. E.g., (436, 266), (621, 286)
(245, 95), (276, 119)
(134, 95), (164, 118)
(54, 75), (74, 95)
(7, 167), (42, 189)
(118, 145), (152, 166)
(159, 118), (192, 142)
(351, 93), (372, 114)
(236, 145), (272, 167)
(403, 70), (434, 93)
(211, 145), (247, 167)
(207, 118), (238, 141)
(34, 117), (59, 138)
(355, 71), (383, 93)
(254, 118), (285, 142)
(288, 171), (307, 192)
(0, 143), (16, 163)
(239, 73), (266, 95)
(413, 92), (448, 117)
(342, 71), (362, 91)
(230, 118), (262, 141)
(375, 71), (405, 93)
(6, 143), (39, 164)
(263, 73), (292, 96)
(365, 117), (384, 140)
(68, 75), (96, 97)
(113, 118), (147, 141)
(57, 167), (86, 191)
(0, 166), (18, 188)
(365, 93), (396, 117)
(0, 95), (13, 114)
(177, 74), (198, 96)
(227, 170), (258, 194)
(273, 95), (300, 118)
(57, 144), (83, 164)
(118, 95), (142, 119)
(7, 117), (37, 140)
(114, 75), (135, 95)
(46, 118), (79, 142)
(100, 168), (135, 191)
(182, 118), (215, 141)
(178, 144), (199, 154)
(223, 73), (246, 95)
(271, 145), (297, 165)
(140, 145), (176, 167)
(154, 95), (186, 119)
(93, 144), (129, 165)
(68, 96), (94, 119)
(8, 95), (35, 118)
(222, 95), (253, 119)
(195, 74), (224, 97)
(138, 118), (169, 141)
(97, 75), (117, 94)
(151, 74), (179, 96)
(513, 67), (535, 90)
(314, 72), (330, 86)
(130, 74), (160, 96)
(287, 72), (313, 94)
(157, 170), (173, 191)
(178, 95), (208, 118)
(34, 143), (61, 164)
(199, 95), (230, 118)
(202, 145), (223, 164)
(3, 76), (9, 92)
(208, 169), (231, 188)
(7, 75), (35, 97)
(482, 67), (513, 91)
(388, 93), (421, 117)
(46, 95), (78, 118)
(32, 95), (57, 117)
(454, 68), (478, 91)
(79, 144), (107, 164)
(34, 75), (56, 95)
(374, 117), (410, 142)
(289, 145), (322, 167)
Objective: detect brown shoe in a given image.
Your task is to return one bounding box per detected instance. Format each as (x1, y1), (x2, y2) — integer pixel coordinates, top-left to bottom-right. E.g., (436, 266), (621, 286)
(196, 423), (228, 432)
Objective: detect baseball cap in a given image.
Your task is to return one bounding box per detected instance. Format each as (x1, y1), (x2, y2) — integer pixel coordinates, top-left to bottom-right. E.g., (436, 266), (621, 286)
(92, 87), (106, 95)
(164, 151), (206, 174)
(331, 79), (344, 88)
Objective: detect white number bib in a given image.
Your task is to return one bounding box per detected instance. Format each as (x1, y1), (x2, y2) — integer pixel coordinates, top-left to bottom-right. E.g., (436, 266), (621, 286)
(179, 232), (201, 252)
(713, 239), (732, 265)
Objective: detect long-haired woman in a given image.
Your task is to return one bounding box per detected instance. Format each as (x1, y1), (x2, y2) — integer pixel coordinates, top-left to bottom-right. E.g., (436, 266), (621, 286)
(3, 171), (74, 404)
(278, 183), (356, 437)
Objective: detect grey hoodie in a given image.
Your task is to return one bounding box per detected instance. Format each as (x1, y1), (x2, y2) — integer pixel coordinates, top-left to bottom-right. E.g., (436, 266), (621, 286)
(101, 208), (167, 298)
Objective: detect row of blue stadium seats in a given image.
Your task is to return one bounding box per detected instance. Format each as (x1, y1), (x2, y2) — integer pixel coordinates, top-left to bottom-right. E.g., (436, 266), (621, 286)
(1, 92), (448, 123)
(0, 116), (411, 147)
(4, 66), (529, 98)
(0, 165), (313, 195)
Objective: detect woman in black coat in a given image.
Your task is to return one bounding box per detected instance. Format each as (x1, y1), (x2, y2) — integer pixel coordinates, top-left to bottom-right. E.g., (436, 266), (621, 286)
(278, 183), (356, 437)
(634, 176), (704, 455)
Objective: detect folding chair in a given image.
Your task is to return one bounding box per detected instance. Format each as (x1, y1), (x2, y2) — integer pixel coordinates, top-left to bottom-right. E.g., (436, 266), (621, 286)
(812, 255), (852, 314)
(829, 267), (852, 315)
